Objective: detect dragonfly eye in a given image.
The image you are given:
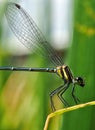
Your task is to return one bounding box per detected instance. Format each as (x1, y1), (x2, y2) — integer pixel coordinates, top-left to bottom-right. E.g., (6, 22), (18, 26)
(75, 77), (85, 87)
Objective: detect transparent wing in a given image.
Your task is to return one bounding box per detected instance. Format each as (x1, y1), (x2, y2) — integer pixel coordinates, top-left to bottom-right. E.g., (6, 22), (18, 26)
(5, 2), (63, 66)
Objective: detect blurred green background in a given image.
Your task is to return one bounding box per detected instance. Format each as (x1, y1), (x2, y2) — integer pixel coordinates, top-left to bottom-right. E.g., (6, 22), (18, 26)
(0, 0), (95, 130)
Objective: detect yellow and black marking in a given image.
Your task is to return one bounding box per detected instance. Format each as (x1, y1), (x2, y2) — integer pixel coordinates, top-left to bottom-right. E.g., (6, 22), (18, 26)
(56, 65), (73, 83)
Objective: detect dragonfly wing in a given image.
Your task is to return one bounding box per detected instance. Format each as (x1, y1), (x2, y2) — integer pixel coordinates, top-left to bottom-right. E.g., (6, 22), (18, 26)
(5, 2), (64, 66)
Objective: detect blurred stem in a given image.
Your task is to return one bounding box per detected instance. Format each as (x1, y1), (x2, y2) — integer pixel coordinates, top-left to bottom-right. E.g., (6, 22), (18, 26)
(44, 101), (95, 130)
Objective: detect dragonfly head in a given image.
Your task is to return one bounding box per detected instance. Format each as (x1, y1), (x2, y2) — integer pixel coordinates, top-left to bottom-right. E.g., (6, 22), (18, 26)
(74, 77), (85, 87)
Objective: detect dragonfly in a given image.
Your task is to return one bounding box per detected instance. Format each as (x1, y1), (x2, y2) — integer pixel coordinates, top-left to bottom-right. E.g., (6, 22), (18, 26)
(0, 2), (85, 111)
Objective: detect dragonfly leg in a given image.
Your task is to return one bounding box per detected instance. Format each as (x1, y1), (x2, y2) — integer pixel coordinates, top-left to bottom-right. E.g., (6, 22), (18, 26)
(71, 84), (80, 104)
(49, 94), (56, 112)
(57, 83), (70, 107)
(50, 85), (63, 111)
(50, 82), (70, 111)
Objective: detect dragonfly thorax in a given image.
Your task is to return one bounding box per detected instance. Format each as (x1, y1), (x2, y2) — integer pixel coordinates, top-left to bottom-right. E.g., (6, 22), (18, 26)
(56, 65), (73, 83)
